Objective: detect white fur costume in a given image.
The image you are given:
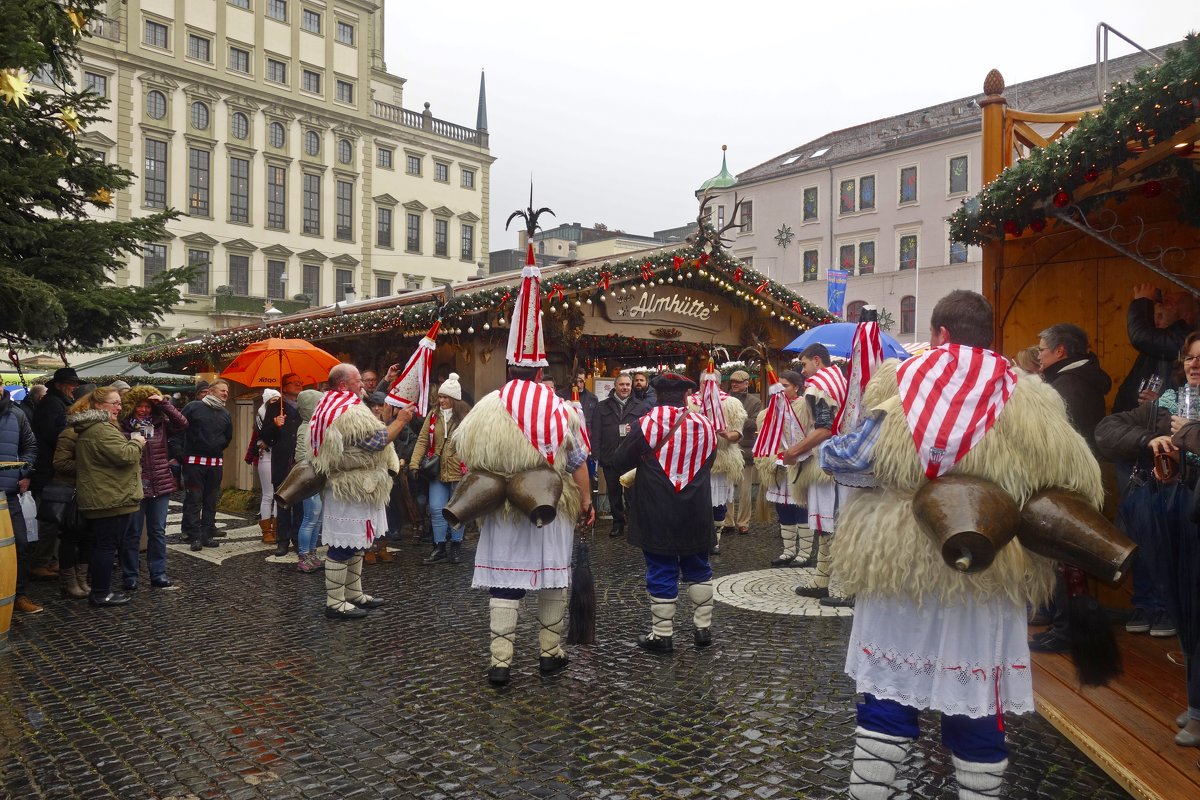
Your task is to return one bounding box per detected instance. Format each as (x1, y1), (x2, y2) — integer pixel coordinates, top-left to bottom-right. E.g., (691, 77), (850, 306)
(312, 404), (400, 550)
(690, 394), (747, 507)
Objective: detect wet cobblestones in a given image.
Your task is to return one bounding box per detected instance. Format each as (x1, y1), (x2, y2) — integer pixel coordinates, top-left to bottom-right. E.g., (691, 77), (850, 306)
(1, 512), (1130, 799)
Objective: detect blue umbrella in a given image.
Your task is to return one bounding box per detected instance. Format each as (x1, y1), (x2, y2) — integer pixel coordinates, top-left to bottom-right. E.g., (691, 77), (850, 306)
(783, 323), (911, 360)
(3, 385), (27, 402)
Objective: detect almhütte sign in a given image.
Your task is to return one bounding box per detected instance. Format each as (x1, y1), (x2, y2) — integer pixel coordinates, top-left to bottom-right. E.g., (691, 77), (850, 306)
(603, 289), (725, 333)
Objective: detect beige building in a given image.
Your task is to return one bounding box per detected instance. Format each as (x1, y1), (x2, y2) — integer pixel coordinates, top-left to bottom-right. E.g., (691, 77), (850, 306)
(702, 44), (1172, 345)
(66, 0), (492, 342)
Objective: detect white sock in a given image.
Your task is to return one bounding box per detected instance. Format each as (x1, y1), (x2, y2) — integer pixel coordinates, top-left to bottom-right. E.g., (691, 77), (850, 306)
(953, 756), (1006, 799)
(849, 726), (912, 800)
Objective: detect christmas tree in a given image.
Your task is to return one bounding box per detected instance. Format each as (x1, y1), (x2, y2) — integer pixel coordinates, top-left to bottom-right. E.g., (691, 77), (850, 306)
(0, 0), (190, 350)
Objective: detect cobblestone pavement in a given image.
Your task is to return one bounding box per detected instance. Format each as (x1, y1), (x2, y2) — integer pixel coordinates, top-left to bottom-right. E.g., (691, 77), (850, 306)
(1, 508), (1131, 799)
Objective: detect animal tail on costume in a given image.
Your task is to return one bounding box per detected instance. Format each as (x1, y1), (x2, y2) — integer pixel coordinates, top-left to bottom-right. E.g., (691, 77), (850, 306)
(565, 536), (595, 645)
(1066, 592), (1122, 686)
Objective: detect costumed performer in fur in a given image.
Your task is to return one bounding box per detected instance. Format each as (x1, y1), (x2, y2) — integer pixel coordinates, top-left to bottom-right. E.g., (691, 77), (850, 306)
(452, 243), (595, 688)
(688, 358), (746, 555)
(753, 368), (812, 569)
(784, 342), (848, 603)
(613, 372), (718, 653)
(311, 363), (411, 620)
(819, 290), (1103, 799)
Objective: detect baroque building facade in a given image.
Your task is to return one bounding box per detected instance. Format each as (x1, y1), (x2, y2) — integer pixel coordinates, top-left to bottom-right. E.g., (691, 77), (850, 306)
(66, 0), (492, 341)
(702, 43), (1173, 345)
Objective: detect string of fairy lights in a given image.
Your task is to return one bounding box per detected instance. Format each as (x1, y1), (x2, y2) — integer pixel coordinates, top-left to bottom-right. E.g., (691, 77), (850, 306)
(949, 33), (1200, 246)
(130, 227), (837, 369)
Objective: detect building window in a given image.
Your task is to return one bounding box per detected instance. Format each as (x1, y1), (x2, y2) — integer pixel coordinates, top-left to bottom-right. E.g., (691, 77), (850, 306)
(899, 166), (918, 204)
(405, 276), (423, 291)
(303, 264), (320, 305)
(716, 205), (725, 229)
(949, 155), (969, 195)
(143, 243), (167, 284)
(337, 138), (353, 165)
(335, 269), (353, 302)
(802, 187), (818, 221)
(229, 0), (250, 9)
(336, 21), (354, 45)
(83, 148), (106, 163)
(839, 240), (875, 276)
(228, 254), (249, 296)
(304, 130), (320, 156)
(266, 165), (286, 230)
(461, 168), (475, 189)
(144, 20), (169, 49)
(229, 46), (250, 74)
(146, 89), (167, 120)
(802, 249), (819, 282)
(434, 162), (449, 183)
(229, 157), (249, 223)
(900, 295), (916, 334)
(461, 223), (474, 261)
(301, 9), (321, 33)
(31, 64), (55, 85)
(335, 79), (354, 104)
(268, 121), (285, 148)
(335, 180), (353, 241)
(839, 244), (855, 272)
(231, 111), (249, 140)
(846, 300), (867, 324)
(858, 241), (875, 275)
(376, 277), (392, 297)
(859, 175), (876, 211)
(302, 69), (321, 94)
(739, 201), (753, 233)
(266, 58), (287, 85)
(190, 101), (209, 130)
(266, 0), (287, 22)
(302, 173), (320, 235)
(187, 34), (211, 63)
(839, 179), (856, 215)
(377, 207), (392, 248)
(143, 138), (167, 209)
(899, 234), (918, 270)
(188, 148), (210, 216)
(377, 147), (393, 169)
(187, 249), (210, 295)
(949, 240), (969, 264)
(84, 72), (107, 97)
(406, 154), (421, 176)
(267, 259), (286, 300)
(434, 219), (448, 256)
(406, 213), (420, 253)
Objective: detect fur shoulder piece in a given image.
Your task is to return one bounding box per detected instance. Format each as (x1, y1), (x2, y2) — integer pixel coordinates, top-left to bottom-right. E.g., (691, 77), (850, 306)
(863, 359), (901, 409)
(312, 404), (385, 474)
(721, 395), (748, 434)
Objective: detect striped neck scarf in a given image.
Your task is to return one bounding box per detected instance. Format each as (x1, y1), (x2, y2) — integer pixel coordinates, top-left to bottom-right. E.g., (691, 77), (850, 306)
(640, 406), (716, 492)
(309, 390), (361, 457)
(805, 365), (848, 421)
(698, 370), (727, 431)
(753, 389), (805, 459)
(499, 379), (572, 464)
(896, 343), (1015, 479)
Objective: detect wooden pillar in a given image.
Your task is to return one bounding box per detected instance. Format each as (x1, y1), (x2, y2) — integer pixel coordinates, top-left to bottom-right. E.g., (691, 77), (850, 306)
(978, 69), (1008, 351)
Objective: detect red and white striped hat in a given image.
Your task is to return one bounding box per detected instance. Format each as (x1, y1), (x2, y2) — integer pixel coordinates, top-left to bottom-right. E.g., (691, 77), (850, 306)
(506, 244), (548, 367)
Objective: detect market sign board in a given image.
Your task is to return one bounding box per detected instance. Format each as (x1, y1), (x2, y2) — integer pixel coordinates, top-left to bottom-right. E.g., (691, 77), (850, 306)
(601, 288), (727, 335)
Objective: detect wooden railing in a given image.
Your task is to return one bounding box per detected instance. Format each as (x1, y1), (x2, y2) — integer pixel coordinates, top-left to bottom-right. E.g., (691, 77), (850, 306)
(1002, 109), (1086, 168)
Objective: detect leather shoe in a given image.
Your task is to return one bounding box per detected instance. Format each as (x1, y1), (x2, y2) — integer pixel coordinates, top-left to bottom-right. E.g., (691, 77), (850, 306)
(202, 539), (220, 548)
(539, 655), (570, 676)
(488, 666), (511, 687)
(770, 554), (796, 567)
(795, 586), (829, 599)
(609, 524), (625, 538)
(190, 540), (203, 552)
(324, 605), (368, 620)
(693, 628), (712, 648)
(210, 530), (227, 538)
(151, 579), (180, 591)
(349, 595), (386, 609)
(89, 592), (131, 607)
(1029, 631), (1070, 653)
(636, 633), (673, 654)
(820, 596), (856, 608)
(123, 583), (138, 592)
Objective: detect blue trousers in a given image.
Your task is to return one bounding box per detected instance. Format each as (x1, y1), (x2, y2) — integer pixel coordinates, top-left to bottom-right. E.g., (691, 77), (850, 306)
(713, 503), (727, 523)
(298, 492), (322, 556)
(123, 493), (171, 585)
(428, 478), (462, 544)
(775, 503), (806, 525)
(644, 551), (711, 599)
(858, 694), (1008, 763)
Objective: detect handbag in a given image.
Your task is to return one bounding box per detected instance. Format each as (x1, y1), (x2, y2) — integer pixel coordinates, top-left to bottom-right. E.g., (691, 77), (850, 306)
(419, 418), (447, 481)
(37, 482), (86, 533)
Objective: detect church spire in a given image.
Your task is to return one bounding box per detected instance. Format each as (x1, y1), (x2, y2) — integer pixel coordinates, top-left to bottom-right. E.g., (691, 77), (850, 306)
(476, 69), (488, 132)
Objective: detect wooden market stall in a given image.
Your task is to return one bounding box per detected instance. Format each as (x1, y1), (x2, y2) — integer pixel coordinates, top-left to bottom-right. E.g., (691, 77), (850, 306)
(953, 36), (1200, 799)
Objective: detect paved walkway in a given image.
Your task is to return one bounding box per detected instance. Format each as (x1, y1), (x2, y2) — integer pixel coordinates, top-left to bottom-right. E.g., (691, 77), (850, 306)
(1, 510), (1130, 799)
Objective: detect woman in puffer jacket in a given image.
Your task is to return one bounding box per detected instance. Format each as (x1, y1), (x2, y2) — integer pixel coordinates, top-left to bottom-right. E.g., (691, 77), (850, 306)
(120, 386), (188, 591)
(293, 389), (324, 573)
(66, 386), (146, 607)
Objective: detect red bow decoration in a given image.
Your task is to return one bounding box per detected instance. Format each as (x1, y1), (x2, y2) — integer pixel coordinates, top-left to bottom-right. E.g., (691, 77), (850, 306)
(641, 263), (654, 282)
(598, 271), (612, 291)
(791, 301), (804, 313)
(755, 280), (769, 294)
(733, 267), (744, 282)
(548, 283), (566, 302)
(698, 253), (710, 267)
(672, 255), (683, 272)
(498, 291), (511, 305)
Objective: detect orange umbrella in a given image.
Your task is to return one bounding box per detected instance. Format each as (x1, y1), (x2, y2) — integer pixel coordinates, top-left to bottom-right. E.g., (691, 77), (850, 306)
(220, 338), (342, 390)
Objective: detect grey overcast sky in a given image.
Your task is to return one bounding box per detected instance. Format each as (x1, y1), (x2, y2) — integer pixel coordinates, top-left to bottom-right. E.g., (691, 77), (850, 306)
(385, 1), (1197, 252)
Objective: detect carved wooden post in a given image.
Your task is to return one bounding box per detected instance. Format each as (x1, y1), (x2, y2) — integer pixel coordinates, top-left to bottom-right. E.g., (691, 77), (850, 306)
(979, 69), (1008, 350)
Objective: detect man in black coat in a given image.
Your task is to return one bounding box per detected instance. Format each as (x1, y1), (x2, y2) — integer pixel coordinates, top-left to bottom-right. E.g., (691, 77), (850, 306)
(29, 367), (81, 578)
(612, 372), (717, 654)
(591, 374), (648, 537)
(1113, 283), (1194, 413)
(181, 380), (233, 550)
(258, 373), (304, 556)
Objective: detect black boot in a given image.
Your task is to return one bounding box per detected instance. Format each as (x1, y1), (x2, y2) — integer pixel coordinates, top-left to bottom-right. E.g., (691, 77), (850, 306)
(609, 522), (624, 538)
(423, 542), (447, 564)
(449, 541), (462, 565)
(202, 536), (220, 549)
(275, 537), (290, 557)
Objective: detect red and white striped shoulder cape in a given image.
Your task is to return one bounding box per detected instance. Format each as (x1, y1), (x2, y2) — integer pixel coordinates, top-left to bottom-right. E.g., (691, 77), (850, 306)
(499, 379), (573, 464)
(309, 390), (361, 456)
(805, 365), (848, 430)
(640, 406), (716, 492)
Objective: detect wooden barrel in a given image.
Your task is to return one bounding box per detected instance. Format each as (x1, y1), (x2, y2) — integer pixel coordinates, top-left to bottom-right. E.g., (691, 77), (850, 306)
(0, 493), (17, 654)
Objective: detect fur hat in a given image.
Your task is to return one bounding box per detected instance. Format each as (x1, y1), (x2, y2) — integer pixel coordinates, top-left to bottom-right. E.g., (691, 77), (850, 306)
(120, 384), (164, 422)
(438, 372), (463, 401)
(651, 372), (697, 393)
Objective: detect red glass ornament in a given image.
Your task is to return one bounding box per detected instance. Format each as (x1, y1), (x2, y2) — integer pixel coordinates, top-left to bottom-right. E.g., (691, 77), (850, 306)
(1143, 180), (1163, 198)
(1084, 168), (1099, 182)
(1029, 218), (1046, 233)
(733, 267), (744, 282)
(1003, 220), (1021, 236)
(1052, 191), (1071, 208)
